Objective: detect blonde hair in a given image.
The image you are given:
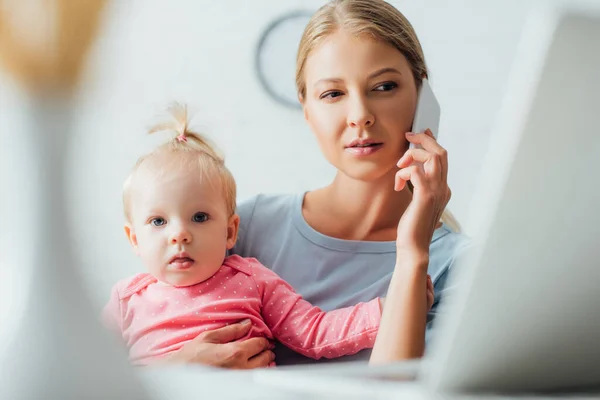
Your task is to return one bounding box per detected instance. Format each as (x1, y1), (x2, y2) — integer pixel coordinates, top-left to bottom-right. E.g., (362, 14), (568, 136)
(296, 0), (460, 232)
(123, 103), (236, 221)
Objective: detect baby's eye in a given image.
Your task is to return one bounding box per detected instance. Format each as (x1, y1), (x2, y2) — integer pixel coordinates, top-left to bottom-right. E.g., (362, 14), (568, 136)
(150, 217), (166, 226)
(193, 212), (209, 223)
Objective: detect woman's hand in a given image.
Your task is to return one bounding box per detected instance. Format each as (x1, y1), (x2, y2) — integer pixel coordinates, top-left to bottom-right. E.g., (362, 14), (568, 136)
(394, 129), (452, 264)
(371, 129), (449, 365)
(161, 319), (275, 369)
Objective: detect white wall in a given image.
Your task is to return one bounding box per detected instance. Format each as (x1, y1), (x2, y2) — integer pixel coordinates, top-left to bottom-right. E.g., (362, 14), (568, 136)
(1, 0), (550, 305)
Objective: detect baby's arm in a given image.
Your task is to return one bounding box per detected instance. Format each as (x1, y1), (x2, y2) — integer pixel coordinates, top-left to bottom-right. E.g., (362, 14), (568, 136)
(253, 263), (381, 359)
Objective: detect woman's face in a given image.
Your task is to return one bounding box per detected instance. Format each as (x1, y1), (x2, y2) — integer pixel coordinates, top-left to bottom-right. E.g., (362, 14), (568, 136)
(302, 29), (418, 182)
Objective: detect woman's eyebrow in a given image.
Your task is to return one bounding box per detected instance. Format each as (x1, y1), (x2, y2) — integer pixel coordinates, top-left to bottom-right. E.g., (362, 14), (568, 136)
(314, 77), (343, 86)
(368, 67), (402, 79)
(314, 67), (402, 86)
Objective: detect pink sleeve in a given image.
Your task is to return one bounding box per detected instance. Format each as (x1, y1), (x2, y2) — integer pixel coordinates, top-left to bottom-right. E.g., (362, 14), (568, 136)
(253, 263), (381, 360)
(101, 284), (123, 334)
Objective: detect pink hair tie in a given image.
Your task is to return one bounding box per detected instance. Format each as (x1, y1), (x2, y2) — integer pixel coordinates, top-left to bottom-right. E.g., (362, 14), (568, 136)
(176, 133), (187, 142)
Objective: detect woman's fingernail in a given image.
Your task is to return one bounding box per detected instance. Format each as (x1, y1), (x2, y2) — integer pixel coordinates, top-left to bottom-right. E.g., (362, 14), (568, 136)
(406, 131), (416, 136)
(241, 319), (251, 326)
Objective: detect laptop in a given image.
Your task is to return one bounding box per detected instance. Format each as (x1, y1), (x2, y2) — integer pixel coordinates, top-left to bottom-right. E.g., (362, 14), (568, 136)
(252, 2), (600, 397)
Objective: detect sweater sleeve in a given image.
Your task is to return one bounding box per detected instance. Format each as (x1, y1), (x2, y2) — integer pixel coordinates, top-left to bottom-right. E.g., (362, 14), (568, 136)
(254, 262), (381, 359)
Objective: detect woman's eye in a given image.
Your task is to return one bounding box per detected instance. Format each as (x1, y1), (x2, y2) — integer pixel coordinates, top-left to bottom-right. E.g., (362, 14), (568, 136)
(150, 217), (166, 226)
(374, 82), (398, 91)
(321, 90), (344, 99)
(193, 212), (209, 223)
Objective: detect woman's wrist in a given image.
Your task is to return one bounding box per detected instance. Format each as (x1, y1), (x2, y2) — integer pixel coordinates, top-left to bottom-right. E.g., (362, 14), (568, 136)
(372, 254), (430, 364)
(389, 265), (428, 292)
(395, 249), (430, 274)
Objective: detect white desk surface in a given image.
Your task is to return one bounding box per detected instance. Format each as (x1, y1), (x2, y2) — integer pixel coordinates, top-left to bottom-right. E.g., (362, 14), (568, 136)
(139, 366), (599, 400)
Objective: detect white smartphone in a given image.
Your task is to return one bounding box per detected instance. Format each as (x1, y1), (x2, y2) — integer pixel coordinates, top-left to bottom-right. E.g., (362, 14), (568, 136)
(410, 78), (440, 149)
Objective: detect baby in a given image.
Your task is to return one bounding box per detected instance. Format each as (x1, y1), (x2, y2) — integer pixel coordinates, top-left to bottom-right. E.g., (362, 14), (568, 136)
(103, 103), (433, 366)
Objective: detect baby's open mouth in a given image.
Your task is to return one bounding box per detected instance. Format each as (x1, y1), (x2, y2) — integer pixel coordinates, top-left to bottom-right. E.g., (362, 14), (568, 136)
(169, 254), (195, 270)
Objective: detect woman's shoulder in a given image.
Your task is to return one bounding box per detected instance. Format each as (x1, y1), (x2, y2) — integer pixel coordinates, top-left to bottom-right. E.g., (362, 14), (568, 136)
(233, 193), (301, 257)
(433, 223), (470, 247)
(236, 192), (299, 222)
(428, 224), (472, 280)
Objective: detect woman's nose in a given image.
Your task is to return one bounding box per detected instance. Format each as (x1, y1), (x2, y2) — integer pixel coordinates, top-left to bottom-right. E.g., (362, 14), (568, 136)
(347, 96), (375, 129)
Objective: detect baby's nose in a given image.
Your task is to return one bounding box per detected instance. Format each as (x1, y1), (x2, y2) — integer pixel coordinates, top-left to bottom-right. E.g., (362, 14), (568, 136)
(170, 228), (191, 244)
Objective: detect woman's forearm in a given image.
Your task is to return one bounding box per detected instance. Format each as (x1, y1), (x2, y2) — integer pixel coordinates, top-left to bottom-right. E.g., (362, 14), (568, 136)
(370, 258), (429, 364)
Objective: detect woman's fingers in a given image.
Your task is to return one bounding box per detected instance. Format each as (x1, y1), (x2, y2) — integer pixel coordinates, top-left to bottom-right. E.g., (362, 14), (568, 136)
(221, 337), (273, 369)
(395, 159), (444, 197)
(405, 130), (441, 153)
(246, 349), (276, 369)
(237, 337), (273, 361)
(397, 148), (430, 168)
(397, 148), (443, 185)
(426, 275), (434, 311)
(404, 130), (448, 182)
(426, 288), (435, 311)
(198, 319), (252, 343)
(395, 165), (429, 192)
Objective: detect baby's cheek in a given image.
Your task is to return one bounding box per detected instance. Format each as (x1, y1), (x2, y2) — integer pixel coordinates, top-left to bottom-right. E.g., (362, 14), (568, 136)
(140, 246), (163, 273)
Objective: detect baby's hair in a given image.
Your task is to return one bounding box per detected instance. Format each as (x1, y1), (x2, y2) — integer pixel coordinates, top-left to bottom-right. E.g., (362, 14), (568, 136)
(123, 102), (237, 221)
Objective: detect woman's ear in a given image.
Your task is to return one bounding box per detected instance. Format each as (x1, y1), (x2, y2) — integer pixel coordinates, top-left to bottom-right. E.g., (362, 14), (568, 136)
(226, 214), (240, 250)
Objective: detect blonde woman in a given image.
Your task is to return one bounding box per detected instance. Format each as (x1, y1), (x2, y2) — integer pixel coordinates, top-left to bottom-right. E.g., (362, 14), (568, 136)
(168, 0), (468, 368)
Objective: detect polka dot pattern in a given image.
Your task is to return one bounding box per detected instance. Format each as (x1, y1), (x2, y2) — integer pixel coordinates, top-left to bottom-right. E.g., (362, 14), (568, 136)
(102, 255), (381, 364)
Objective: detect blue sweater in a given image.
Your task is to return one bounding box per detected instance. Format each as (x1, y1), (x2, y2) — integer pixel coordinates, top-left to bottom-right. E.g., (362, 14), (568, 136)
(231, 192), (468, 366)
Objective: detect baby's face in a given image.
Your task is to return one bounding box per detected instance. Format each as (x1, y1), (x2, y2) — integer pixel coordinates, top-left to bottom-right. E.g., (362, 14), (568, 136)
(126, 166), (238, 287)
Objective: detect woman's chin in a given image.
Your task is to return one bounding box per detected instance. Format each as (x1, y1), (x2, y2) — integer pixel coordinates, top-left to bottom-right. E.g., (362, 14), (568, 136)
(338, 163), (397, 184)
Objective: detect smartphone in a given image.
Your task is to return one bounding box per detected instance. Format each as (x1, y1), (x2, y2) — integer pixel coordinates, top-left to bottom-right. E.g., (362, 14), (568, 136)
(410, 78), (440, 149)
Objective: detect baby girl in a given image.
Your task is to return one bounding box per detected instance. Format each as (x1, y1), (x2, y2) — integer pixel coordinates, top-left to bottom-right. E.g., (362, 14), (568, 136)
(103, 104), (433, 366)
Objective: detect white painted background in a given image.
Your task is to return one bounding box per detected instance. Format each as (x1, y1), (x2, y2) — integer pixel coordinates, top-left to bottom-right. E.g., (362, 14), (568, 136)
(0, 0), (571, 305)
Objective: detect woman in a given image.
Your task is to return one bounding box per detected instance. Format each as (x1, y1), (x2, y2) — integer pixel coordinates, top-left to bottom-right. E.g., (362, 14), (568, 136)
(167, 0), (467, 368)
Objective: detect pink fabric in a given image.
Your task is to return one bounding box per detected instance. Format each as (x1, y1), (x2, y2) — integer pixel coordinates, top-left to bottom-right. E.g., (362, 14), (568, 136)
(103, 255), (381, 365)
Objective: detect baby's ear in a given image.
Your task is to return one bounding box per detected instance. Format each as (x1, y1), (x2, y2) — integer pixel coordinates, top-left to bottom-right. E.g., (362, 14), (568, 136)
(226, 214), (240, 250)
(124, 224), (140, 256)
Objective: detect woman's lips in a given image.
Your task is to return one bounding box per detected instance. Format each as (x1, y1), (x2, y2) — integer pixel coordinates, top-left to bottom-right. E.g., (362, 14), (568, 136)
(345, 143), (384, 155)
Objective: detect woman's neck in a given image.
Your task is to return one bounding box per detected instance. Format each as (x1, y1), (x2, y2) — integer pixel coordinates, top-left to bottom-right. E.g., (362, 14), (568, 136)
(305, 168), (412, 241)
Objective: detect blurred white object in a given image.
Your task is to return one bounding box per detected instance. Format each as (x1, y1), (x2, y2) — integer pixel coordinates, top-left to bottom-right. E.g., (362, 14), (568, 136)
(0, 0), (150, 397)
(0, 95), (150, 399)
